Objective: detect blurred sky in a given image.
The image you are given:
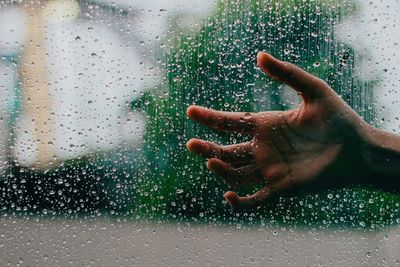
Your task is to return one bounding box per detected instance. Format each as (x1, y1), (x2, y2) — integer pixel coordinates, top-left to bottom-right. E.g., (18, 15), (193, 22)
(337, 0), (400, 133)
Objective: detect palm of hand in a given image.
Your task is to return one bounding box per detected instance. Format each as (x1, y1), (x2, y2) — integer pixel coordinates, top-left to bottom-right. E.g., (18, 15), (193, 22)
(187, 52), (365, 209)
(252, 108), (343, 191)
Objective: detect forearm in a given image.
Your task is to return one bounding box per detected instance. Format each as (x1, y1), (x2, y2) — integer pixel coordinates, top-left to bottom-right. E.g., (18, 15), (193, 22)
(361, 124), (400, 194)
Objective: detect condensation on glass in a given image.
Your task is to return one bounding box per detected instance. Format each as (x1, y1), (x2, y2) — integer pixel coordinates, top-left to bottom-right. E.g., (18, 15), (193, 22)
(0, 0), (398, 266)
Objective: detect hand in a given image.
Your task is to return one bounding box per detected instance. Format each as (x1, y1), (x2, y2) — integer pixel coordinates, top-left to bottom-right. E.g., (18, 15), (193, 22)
(186, 52), (371, 210)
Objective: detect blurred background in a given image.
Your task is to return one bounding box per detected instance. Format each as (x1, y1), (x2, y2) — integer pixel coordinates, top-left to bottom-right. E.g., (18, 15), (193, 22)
(0, 0), (399, 265)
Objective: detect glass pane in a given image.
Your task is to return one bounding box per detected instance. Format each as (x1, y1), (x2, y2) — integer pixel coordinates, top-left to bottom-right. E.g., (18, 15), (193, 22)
(0, 0), (399, 265)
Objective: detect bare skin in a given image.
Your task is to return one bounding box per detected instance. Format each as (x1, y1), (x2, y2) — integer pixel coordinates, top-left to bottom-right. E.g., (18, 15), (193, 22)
(186, 52), (400, 210)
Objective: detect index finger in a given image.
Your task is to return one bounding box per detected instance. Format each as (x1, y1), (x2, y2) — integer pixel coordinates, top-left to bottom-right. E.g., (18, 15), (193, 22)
(187, 105), (256, 134)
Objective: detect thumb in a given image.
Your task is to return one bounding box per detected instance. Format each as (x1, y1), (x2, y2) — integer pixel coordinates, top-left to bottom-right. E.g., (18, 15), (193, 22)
(257, 51), (328, 101)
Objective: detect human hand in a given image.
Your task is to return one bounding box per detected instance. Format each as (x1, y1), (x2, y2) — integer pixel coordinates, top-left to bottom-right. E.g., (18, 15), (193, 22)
(186, 52), (371, 210)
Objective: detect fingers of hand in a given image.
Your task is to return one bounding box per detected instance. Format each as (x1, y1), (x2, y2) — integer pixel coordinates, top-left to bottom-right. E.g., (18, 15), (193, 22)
(206, 158), (264, 189)
(224, 186), (270, 210)
(187, 105), (256, 134)
(223, 176), (293, 210)
(186, 139), (253, 163)
(257, 51), (329, 102)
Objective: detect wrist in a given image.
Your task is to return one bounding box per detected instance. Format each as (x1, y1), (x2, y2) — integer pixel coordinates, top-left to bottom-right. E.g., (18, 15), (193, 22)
(357, 122), (400, 191)
(358, 123), (379, 179)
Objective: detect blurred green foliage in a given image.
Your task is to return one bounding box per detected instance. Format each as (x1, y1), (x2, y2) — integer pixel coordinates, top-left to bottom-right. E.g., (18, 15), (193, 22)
(1, 0), (398, 229)
(133, 0), (400, 227)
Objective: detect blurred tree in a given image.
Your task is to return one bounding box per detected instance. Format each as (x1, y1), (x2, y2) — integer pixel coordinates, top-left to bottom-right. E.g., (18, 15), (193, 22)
(134, 0), (400, 227)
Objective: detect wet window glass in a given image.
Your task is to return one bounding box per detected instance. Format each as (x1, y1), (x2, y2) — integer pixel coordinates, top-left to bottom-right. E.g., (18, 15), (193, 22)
(1, 0), (399, 265)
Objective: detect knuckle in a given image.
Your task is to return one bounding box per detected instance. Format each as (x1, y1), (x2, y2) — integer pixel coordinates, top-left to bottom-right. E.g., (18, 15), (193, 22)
(311, 78), (331, 98)
(239, 112), (256, 123)
(215, 144), (222, 157)
(264, 165), (284, 182)
(315, 77), (329, 89)
(286, 64), (298, 84)
(281, 60), (292, 69)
